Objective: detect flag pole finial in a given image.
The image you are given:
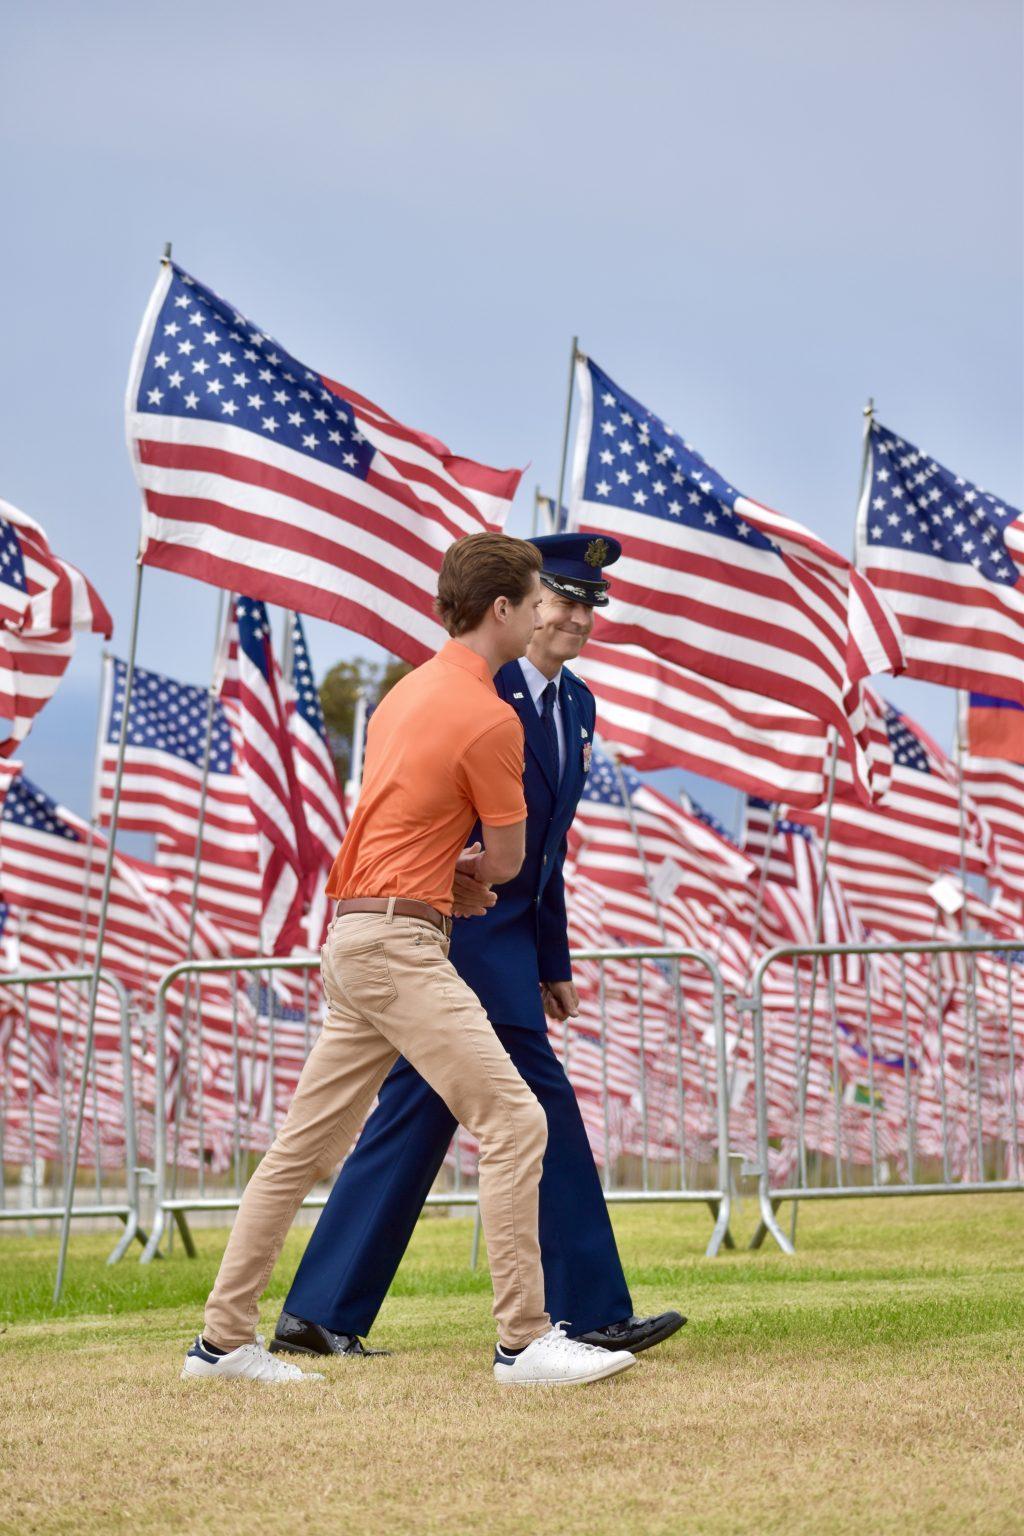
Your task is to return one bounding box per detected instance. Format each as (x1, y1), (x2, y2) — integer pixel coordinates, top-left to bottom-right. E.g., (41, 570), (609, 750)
(162, 241), (173, 262)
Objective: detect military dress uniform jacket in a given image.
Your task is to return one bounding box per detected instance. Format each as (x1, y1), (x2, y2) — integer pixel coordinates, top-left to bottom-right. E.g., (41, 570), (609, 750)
(448, 658), (595, 1031)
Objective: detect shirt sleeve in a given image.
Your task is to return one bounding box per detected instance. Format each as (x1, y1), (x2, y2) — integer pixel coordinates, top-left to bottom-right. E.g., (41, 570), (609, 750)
(456, 714), (527, 826)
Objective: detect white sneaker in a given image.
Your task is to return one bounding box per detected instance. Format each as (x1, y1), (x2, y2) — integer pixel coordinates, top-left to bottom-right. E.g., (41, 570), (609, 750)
(493, 1323), (636, 1386)
(181, 1335), (325, 1384)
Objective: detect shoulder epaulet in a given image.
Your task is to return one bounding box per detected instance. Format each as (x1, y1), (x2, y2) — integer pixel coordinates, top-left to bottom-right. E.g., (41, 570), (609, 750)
(563, 666), (592, 696)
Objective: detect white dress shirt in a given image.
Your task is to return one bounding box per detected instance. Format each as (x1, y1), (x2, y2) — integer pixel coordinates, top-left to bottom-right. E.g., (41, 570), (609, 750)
(518, 656), (565, 778)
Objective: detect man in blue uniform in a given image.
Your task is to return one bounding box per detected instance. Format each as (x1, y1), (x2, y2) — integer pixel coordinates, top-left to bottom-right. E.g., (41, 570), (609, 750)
(271, 533), (685, 1360)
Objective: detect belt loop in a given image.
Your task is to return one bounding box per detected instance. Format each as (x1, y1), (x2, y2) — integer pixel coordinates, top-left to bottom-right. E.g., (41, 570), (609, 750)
(385, 896), (396, 925)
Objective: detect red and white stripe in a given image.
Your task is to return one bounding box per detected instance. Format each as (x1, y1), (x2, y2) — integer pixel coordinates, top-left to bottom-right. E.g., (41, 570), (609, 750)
(574, 640), (834, 806)
(218, 600), (311, 954)
(796, 695), (993, 876)
(0, 498), (111, 757)
(284, 614), (345, 869)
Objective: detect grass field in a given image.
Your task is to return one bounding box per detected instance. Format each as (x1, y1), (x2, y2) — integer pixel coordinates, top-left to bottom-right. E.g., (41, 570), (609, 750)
(1, 1194), (1022, 1535)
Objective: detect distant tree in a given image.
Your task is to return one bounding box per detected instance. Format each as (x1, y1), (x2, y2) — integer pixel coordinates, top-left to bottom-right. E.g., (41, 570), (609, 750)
(378, 657), (413, 700)
(319, 655), (413, 780)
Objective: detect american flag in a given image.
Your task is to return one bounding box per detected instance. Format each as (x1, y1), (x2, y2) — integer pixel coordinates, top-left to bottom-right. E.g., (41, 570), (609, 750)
(96, 656), (262, 950)
(0, 770), (197, 990)
(958, 707), (1024, 921)
(576, 639), (833, 807)
(569, 358), (905, 800)
(284, 614), (345, 869)
(794, 697), (993, 876)
(857, 419), (1024, 702)
(571, 746), (756, 958)
(741, 798), (860, 948)
(284, 613), (345, 947)
(0, 498), (111, 757)
(126, 262), (522, 662)
(219, 597), (312, 954)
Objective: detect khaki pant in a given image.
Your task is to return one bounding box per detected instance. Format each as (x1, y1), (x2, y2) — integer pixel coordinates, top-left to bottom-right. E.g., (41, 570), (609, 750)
(204, 909), (551, 1351)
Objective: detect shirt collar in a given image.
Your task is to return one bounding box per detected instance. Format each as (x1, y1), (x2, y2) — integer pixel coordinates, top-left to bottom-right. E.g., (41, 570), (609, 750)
(518, 655), (562, 707)
(438, 639), (497, 691)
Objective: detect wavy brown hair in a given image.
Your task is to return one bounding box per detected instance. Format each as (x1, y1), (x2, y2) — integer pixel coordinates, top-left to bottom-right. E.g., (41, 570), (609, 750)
(435, 533), (543, 637)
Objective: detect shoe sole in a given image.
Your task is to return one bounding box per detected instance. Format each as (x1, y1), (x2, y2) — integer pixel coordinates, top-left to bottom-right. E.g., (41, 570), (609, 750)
(181, 1367), (324, 1383)
(622, 1315), (688, 1355)
(579, 1315), (688, 1355)
(268, 1339), (328, 1358)
(494, 1354), (636, 1386)
(270, 1338), (391, 1359)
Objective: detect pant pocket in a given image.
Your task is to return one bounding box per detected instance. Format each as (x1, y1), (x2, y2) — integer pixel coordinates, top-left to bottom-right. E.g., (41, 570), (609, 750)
(332, 942), (399, 1016)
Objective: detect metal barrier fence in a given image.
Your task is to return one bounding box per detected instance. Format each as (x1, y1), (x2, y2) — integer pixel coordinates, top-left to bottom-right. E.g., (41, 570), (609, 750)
(136, 945), (734, 1264)
(5, 937), (1022, 1283)
(0, 967), (139, 1288)
(741, 939), (1024, 1253)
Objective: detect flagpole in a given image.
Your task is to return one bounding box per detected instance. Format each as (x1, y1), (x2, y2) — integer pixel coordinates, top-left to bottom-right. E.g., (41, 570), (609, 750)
(791, 727), (840, 1234)
(555, 336), (579, 522)
(280, 608), (295, 682)
(786, 396), (878, 1224)
(54, 239), (173, 1297)
(182, 587), (227, 958)
(530, 484), (541, 539)
(742, 802), (778, 982)
(347, 688), (368, 807)
(73, 652), (114, 981)
(54, 559), (146, 1302)
(953, 687), (984, 1179)
(168, 589), (228, 1209)
(605, 743), (666, 943)
(728, 800), (780, 1104)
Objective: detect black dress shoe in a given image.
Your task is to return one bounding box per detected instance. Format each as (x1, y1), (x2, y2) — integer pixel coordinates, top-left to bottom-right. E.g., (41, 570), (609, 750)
(576, 1311), (687, 1354)
(269, 1310), (390, 1358)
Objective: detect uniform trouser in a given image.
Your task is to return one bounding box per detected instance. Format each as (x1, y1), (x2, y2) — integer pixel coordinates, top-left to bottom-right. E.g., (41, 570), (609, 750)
(283, 1027), (634, 1340)
(203, 910), (551, 1353)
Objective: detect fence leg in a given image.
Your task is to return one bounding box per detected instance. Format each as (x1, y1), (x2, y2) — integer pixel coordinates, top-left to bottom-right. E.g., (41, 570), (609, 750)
(788, 1198), (801, 1248)
(704, 1197), (735, 1254)
(749, 1192), (794, 1254)
(107, 1211), (140, 1266)
(173, 1209), (198, 1258)
(140, 1205), (167, 1264)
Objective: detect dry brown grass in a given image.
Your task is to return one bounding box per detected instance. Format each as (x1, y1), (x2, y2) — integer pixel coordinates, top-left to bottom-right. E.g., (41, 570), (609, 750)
(1, 1197), (1022, 1535)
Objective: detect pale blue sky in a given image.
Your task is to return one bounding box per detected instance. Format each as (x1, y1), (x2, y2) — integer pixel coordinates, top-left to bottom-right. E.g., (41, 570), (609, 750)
(1, 0), (1021, 829)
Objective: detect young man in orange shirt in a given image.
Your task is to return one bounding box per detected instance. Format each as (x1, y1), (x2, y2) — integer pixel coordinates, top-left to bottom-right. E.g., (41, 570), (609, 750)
(182, 533), (635, 1387)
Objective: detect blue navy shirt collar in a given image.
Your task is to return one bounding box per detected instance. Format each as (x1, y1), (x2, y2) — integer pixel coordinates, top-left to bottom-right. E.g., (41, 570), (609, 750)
(518, 655), (563, 709)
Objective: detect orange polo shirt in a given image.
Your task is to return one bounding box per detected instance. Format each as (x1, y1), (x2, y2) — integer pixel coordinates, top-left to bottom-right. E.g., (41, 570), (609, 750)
(326, 640), (527, 915)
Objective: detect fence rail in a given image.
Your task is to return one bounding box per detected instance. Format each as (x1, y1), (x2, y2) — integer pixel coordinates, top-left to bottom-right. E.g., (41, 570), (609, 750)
(0, 966), (139, 1293)
(135, 944), (734, 1264)
(5, 935), (1023, 1291)
(742, 938), (1024, 1253)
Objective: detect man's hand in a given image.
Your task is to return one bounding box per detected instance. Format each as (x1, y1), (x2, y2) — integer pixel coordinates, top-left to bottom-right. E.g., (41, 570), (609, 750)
(541, 979), (579, 1022)
(451, 842), (497, 919)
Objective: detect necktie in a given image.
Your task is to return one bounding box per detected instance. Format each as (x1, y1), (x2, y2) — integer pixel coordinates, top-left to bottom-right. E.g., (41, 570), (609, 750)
(540, 681), (561, 784)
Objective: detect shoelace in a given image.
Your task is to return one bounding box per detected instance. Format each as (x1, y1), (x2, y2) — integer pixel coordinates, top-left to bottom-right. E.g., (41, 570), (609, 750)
(238, 1338), (301, 1381)
(535, 1324), (605, 1360)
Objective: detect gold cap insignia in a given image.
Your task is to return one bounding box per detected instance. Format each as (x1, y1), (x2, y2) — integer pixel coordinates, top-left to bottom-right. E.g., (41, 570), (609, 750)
(585, 537), (610, 568)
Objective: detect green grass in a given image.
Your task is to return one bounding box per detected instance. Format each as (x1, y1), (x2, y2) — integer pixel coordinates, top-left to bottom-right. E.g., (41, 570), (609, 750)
(1, 1195), (1022, 1534)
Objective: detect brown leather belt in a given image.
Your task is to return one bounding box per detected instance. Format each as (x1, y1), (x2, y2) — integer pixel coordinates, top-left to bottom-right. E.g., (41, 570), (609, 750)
(334, 896), (452, 936)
